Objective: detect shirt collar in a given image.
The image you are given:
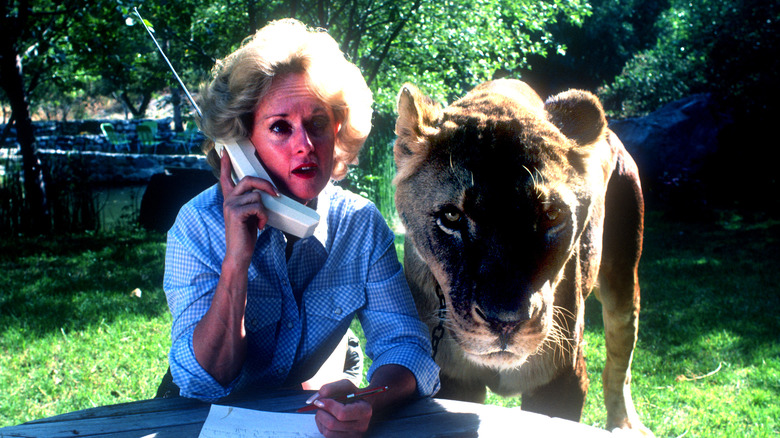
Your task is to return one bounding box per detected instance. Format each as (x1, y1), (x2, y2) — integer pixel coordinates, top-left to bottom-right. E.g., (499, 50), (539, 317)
(311, 182), (332, 248)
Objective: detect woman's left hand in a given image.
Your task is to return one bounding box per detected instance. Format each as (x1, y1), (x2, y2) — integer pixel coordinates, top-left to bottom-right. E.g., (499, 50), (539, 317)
(312, 380), (372, 437)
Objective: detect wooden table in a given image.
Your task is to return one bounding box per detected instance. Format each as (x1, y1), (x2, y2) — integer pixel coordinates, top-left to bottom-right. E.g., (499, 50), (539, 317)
(0, 390), (611, 437)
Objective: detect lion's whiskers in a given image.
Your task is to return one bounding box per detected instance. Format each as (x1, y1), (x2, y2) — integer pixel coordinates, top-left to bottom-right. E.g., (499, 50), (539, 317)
(533, 305), (576, 365)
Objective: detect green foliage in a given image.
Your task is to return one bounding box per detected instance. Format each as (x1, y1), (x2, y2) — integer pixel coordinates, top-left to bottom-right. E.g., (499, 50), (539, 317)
(367, 0), (592, 112)
(341, 112), (399, 226)
(598, 47), (699, 117)
(6, 0), (590, 120)
(519, 0), (668, 97)
(599, 0), (778, 118)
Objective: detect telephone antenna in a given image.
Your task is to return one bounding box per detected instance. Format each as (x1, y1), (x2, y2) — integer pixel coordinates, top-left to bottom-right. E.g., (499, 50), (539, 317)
(133, 7), (202, 119)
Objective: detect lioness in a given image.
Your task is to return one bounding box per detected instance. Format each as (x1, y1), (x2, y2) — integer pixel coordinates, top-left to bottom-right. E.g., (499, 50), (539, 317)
(393, 79), (651, 434)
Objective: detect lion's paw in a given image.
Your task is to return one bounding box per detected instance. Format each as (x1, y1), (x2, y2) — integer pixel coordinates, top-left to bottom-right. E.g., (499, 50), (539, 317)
(609, 423), (655, 437)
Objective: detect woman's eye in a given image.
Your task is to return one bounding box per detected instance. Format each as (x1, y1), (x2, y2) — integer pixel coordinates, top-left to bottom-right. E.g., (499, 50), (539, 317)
(308, 116), (330, 135)
(270, 120), (292, 134)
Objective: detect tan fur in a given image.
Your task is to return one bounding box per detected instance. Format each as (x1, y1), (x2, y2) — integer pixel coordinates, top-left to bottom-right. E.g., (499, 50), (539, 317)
(394, 79), (652, 435)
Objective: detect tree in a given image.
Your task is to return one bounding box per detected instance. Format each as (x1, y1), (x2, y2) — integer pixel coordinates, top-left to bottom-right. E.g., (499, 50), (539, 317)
(0, 0), (88, 233)
(2, 0), (591, 233)
(515, 0), (669, 98)
(598, 0), (778, 118)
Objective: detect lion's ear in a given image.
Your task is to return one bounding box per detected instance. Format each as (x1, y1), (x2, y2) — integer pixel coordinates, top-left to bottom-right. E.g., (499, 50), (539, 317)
(544, 90), (607, 146)
(395, 83), (441, 155)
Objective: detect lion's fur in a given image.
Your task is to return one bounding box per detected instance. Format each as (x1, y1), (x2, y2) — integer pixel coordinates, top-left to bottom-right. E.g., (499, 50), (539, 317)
(393, 79), (651, 434)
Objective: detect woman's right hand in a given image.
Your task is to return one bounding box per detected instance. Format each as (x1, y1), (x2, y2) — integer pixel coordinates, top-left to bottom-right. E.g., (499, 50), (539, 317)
(191, 152), (280, 386)
(219, 151), (279, 271)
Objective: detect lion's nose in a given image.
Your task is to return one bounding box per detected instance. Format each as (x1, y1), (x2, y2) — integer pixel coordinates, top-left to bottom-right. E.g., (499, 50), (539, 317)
(473, 302), (533, 326)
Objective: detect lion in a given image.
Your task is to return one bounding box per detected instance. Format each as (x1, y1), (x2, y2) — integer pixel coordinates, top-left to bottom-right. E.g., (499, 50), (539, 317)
(393, 79), (651, 434)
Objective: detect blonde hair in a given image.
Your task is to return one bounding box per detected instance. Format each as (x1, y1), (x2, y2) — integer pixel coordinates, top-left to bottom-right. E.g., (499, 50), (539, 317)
(198, 19), (373, 180)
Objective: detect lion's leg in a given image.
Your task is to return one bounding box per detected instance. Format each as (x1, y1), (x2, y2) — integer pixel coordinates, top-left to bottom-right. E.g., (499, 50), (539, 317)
(597, 147), (652, 434)
(596, 266), (643, 432)
(434, 373), (487, 403)
(521, 341), (588, 422)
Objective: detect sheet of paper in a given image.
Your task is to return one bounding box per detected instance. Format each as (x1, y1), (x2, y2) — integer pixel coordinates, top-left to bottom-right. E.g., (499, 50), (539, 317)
(198, 404), (321, 438)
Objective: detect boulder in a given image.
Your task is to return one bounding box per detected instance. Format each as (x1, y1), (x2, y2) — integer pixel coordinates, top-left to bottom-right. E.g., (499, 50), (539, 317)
(609, 93), (730, 191)
(138, 167), (216, 233)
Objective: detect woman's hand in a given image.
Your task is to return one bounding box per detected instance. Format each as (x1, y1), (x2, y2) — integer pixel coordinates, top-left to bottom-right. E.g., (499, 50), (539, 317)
(309, 365), (417, 437)
(190, 152), (280, 386)
(312, 380), (372, 437)
(219, 152), (278, 271)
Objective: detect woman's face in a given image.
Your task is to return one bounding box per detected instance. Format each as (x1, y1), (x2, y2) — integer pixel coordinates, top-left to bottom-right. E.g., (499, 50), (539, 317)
(249, 72), (337, 204)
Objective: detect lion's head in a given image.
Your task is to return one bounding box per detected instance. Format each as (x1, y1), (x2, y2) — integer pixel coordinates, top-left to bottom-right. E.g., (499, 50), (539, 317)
(393, 79), (608, 369)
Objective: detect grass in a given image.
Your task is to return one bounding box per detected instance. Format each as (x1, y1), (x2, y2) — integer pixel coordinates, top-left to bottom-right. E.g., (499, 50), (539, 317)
(1, 210), (779, 436)
(486, 210), (780, 436)
(0, 230), (171, 426)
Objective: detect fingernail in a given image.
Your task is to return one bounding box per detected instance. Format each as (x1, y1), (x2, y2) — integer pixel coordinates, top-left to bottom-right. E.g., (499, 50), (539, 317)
(306, 393), (320, 404)
(313, 400), (325, 408)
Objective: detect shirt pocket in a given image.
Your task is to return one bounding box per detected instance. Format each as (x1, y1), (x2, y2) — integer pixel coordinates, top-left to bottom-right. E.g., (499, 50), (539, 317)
(244, 287), (282, 334)
(305, 284), (365, 322)
(303, 284), (365, 354)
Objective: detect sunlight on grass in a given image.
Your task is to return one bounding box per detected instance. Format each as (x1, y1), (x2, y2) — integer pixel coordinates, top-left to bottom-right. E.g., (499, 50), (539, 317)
(1, 212), (778, 436)
(458, 212), (780, 437)
(0, 230), (171, 427)
(0, 313), (171, 426)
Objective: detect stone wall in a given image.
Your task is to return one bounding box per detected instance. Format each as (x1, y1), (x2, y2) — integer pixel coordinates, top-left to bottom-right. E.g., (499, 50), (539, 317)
(37, 149), (213, 184)
(1, 118), (205, 153)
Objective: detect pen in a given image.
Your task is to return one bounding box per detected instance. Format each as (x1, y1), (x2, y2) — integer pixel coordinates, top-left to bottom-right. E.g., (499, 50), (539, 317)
(296, 386), (390, 413)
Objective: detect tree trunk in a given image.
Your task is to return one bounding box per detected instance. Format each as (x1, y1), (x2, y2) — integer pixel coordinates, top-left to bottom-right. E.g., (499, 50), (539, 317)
(0, 45), (50, 234)
(172, 82), (182, 132)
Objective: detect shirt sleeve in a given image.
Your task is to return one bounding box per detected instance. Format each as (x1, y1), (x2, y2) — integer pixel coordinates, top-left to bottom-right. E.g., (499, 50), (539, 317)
(357, 211), (441, 398)
(163, 199), (239, 401)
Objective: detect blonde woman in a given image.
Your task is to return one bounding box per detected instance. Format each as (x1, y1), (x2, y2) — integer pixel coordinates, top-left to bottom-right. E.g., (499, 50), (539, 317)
(162, 19), (439, 437)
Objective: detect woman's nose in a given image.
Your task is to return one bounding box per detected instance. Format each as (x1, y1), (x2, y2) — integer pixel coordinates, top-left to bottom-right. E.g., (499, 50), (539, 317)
(293, 128), (315, 154)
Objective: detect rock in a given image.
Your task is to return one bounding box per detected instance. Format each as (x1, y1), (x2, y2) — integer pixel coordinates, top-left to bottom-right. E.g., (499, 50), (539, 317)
(138, 167), (216, 233)
(609, 93), (731, 190)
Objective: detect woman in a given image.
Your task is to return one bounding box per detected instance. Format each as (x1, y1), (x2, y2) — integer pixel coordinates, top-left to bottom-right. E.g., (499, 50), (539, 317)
(163, 19), (439, 436)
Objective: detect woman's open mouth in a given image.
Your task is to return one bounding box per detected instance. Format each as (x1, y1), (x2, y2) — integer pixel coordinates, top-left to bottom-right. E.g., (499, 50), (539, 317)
(292, 163), (319, 179)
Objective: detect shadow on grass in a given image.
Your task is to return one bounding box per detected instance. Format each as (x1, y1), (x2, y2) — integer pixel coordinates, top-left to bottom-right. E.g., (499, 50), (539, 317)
(0, 230), (169, 337)
(585, 209), (780, 383)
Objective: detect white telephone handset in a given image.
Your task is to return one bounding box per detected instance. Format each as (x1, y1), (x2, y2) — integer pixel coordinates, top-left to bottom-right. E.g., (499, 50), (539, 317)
(215, 138), (320, 238)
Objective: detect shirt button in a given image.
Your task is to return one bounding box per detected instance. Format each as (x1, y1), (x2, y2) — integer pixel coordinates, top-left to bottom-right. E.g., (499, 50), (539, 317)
(250, 319), (257, 327)
(334, 307), (342, 315)
(287, 321), (293, 329)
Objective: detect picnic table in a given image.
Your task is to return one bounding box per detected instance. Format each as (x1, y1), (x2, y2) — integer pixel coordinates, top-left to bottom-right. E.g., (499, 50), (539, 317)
(0, 390), (611, 437)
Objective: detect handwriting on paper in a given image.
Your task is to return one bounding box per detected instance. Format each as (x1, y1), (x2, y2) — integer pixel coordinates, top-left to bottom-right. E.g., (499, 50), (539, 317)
(199, 404), (321, 438)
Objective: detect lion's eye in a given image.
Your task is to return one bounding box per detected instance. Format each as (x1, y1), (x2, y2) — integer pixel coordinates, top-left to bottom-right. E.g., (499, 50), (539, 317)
(541, 206), (564, 229)
(437, 206), (464, 232)
(444, 210), (461, 223)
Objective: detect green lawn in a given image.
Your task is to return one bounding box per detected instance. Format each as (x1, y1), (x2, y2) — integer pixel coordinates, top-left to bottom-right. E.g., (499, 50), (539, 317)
(487, 211), (780, 437)
(1, 210), (778, 436)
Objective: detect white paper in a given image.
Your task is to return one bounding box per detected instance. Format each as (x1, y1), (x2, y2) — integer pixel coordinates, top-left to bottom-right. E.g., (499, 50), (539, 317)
(199, 404), (321, 438)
